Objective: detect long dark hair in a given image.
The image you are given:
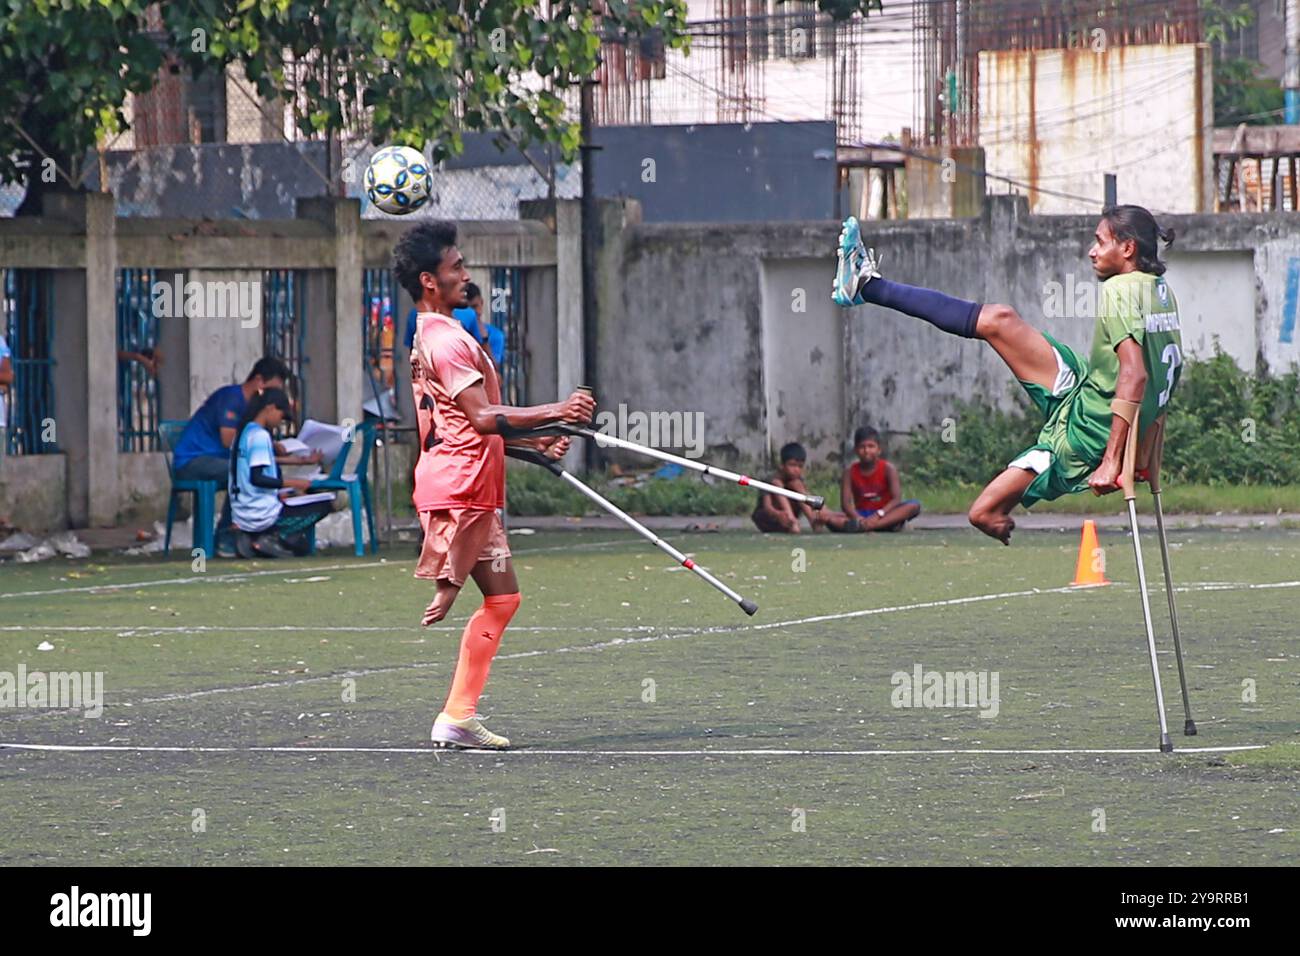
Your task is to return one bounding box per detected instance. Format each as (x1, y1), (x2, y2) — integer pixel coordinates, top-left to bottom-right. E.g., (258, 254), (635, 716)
(229, 387), (292, 491)
(1101, 204), (1175, 276)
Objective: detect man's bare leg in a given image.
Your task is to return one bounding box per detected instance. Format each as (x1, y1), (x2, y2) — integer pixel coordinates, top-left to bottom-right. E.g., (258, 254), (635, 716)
(974, 304), (1060, 392)
(470, 557), (519, 596)
(968, 467), (1037, 545)
(431, 554), (520, 750)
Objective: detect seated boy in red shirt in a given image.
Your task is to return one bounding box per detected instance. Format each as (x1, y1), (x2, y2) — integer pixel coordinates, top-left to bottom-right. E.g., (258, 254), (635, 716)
(841, 426), (922, 532)
(752, 442), (857, 533)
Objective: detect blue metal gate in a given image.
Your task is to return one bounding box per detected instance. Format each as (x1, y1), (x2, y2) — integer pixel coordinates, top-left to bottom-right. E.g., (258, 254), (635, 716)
(1, 268), (57, 456)
(362, 268), (397, 415)
(489, 266), (527, 405)
(116, 268), (161, 451)
(262, 269), (306, 435)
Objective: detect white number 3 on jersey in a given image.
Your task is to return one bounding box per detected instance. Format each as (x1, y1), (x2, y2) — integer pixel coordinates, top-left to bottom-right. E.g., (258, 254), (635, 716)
(1158, 343), (1182, 407)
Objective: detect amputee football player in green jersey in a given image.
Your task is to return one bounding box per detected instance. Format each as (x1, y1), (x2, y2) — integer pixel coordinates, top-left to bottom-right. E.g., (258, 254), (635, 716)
(831, 204), (1179, 545)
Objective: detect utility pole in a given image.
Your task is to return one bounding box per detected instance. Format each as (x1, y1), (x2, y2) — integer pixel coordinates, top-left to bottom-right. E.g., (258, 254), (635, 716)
(580, 77), (599, 471)
(1287, 0), (1299, 124)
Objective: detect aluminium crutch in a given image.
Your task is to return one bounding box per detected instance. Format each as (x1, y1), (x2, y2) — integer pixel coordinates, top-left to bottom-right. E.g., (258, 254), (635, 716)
(1111, 399), (1174, 753)
(1137, 416), (1197, 737)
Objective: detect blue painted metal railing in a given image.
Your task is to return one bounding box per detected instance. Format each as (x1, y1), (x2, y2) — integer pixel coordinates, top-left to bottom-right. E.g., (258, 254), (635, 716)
(116, 268), (161, 451)
(490, 266), (527, 405)
(362, 268), (397, 401)
(262, 269), (307, 435)
(2, 268), (57, 456)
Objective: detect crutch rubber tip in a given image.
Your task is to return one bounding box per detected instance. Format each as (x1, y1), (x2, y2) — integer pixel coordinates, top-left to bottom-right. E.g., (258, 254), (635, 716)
(1184, 719), (1197, 736)
(808, 496), (825, 510)
(1159, 733), (1174, 754)
(739, 599), (759, 616)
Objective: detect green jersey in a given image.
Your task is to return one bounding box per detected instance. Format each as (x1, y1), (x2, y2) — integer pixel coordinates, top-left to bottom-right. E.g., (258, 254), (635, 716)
(1069, 272), (1182, 459)
(1014, 271), (1182, 507)
(1085, 272), (1181, 428)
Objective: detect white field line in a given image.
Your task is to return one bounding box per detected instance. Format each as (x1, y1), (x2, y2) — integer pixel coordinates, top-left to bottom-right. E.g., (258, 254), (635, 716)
(0, 560), (390, 599)
(0, 584), (1085, 712)
(2, 578), (1295, 713)
(0, 742), (1267, 757)
(512, 538), (648, 555)
(0, 624), (687, 635)
(0, 538), (660, 601)
(3, 576), (1296, 638)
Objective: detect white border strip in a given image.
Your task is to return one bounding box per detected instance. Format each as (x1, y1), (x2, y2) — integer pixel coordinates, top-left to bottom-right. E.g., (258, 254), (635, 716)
(0, 624), (680, 635)
(0, 561), (389, 599)
(0, 538), (640, 601)
(0, 742), (1268, 757)
(6, 578), (1298, 711)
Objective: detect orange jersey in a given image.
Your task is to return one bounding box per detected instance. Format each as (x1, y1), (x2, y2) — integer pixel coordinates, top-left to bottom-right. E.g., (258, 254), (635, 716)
(411, 311), (505, 511)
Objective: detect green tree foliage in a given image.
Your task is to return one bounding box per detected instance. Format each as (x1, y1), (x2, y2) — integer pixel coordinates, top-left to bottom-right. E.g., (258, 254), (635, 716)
(0, 1), (701, 210)
(1214, 57), (1285, 126)
(1162, 353), (1300, 485)
(1200, 0), (1283, 125)
(0, 0), (167, 210)
(2, 1), (892, 213)
(167, 1), (692, 161)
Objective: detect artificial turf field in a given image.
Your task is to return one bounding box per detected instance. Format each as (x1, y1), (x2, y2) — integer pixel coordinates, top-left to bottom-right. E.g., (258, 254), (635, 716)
(1, 526), (1296, 866)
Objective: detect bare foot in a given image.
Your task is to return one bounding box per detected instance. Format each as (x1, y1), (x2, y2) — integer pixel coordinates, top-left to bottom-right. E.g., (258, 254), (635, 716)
(987, 516), (1014, 545)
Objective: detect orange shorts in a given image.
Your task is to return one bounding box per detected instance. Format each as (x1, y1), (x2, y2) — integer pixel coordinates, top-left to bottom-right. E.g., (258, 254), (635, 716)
(415, 508), (511, 587)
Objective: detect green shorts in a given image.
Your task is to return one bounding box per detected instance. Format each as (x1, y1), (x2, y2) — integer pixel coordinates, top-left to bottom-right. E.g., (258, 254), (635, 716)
(1008, 333), (1107, 508)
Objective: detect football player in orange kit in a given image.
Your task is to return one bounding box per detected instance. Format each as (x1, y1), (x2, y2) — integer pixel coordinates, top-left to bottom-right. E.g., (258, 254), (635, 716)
(396, 221), (595, 749)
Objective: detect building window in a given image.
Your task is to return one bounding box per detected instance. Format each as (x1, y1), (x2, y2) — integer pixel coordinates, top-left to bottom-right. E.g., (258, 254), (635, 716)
(639, 28), (668, 80)
(767, 0), (818, 60)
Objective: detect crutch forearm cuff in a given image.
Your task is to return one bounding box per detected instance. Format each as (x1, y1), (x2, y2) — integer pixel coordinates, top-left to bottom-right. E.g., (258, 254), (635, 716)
(1109, 398), (1141, 426)
(494, 414), (571, 440)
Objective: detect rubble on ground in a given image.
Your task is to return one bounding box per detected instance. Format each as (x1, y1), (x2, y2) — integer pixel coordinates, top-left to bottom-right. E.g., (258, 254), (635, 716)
(121, 520), (187, 555)
(0, 531), (38, 552)
(311, 511), (356, 549)
(2, 529), (91, 563)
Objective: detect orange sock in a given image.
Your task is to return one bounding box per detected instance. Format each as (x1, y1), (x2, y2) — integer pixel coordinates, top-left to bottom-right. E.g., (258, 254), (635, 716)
(443, 592), (520, 720)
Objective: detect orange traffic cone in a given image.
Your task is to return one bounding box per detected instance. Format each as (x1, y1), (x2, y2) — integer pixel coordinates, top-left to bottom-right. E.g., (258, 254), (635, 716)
(1071, 519), (1110, 587)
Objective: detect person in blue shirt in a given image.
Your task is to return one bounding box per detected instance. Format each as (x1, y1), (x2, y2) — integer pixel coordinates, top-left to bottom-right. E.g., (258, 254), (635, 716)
(228, 388), (333, 559)
(174, 357), (293, 481)
(172, 356), (320, 554)
(404, 282), (504, 369)
(0, 333), (11, 456)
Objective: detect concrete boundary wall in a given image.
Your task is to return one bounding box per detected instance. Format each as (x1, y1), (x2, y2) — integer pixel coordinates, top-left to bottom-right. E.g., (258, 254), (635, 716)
(602, 196), (1300, 469)
(0, 200), (565, 532)
(1, 191), (1297, 531)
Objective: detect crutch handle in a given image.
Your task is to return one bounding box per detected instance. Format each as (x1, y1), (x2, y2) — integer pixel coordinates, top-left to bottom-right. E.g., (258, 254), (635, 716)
(504, 443), (565, 475)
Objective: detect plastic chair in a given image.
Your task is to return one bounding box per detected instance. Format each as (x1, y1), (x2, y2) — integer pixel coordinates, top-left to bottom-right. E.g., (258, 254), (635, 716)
(307, 420), (377, 556)
(158, 420), (220, 558)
